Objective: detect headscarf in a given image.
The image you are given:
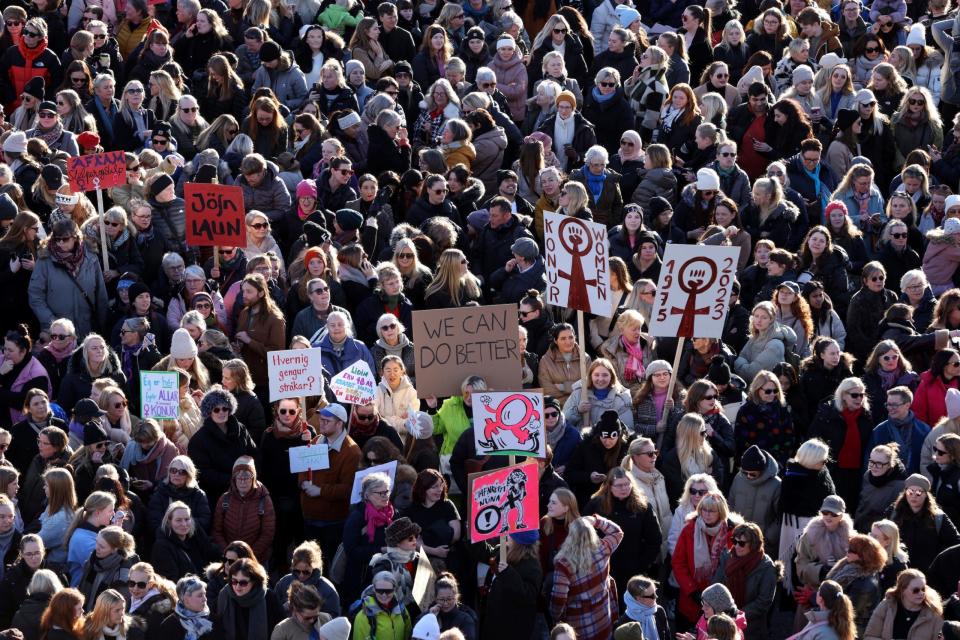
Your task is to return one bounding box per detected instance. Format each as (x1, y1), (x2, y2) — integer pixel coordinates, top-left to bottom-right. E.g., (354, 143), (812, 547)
(619, 130), (642, 161)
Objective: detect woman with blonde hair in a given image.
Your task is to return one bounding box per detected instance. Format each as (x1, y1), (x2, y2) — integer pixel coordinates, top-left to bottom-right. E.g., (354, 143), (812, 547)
(660, 413), (721, 504)
(423, 248), (482, 308)
(126, 561), (177, 631)
(81, 589), (140, 639)
(112, 79), (156, 152)
(813, 64), (857, 130)
(392, 238), (432, 308)
(550, 515), (624, 640)
(734, 301), (797, 380)
(891, 86), (944, 166)
(50, 185), (96, 227)
(864, 568), (943, 640)
(76, 526), (138, 607)
(540, 487), (580, 574)
(147, 70), (181, 122)
(623, 437), (672, 557)
(734, 370), (795, 465)
(599, 310), (654, 393)
(870, 519), (909, 591)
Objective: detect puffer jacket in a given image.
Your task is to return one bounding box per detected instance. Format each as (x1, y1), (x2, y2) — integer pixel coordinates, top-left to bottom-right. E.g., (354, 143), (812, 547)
(854, 464), (906, 532)
(728, 450), (782, 545)
(374, 377), (419, 435)
(914, 52), (943, 105)
(562, 381), (634, 431)
(212, 477), (276, 562)
(237, 162), (293, 223)
(0, 37), (62, 110)
(630, 168), (677, 210)
(914, 369), (960, 428)
(589, 0), (625, 54)
(57, 345), (125, 418)
(488, 51), (528, 122)
(864, 597), (943, 640)
(740, 200), (801, 251)
(734, 324), (797, 380)
(148, 195), (190, 258)
(846, 287), (899, 361)
(923, 227), (960, 293)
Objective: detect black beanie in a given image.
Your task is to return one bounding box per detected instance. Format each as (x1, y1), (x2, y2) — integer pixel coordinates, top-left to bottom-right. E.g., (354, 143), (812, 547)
(0, 194), (17, 221)
(544, 396), (561, 412)
(303, 220), (330, 246)
(707, 354), (731, 385)
(150, 173), (174, 198)
(596, 410), (623, 435)
(648, 196), (672, 217)
(128, 281), (151, 302)
(194, 164), (217, 183)
(740, 445), (767, 473)
(259, 40), (281, 62)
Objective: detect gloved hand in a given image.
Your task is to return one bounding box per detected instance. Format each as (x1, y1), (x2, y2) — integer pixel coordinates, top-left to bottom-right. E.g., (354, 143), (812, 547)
(564, 145), (578, 161)
(8, 256), (19, 273)
(301, 481), (322, 497)
(793, 585), (815, 606)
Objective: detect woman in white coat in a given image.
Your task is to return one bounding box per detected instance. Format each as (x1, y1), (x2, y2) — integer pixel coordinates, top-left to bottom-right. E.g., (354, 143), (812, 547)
(374, 355), (420, 440)
(563, 358), (634, 431)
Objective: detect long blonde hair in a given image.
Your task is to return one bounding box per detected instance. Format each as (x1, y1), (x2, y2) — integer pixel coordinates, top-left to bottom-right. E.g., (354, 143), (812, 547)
(82, 590), (133, 639)
(554, 516), (601, 574)
(676, 413), (714, 478)
(423, 249), (481, 306)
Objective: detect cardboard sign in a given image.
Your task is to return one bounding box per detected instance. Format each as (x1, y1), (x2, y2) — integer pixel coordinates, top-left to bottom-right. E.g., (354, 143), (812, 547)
(350, 460), (399, 504)
(267, 348), (324, 401)
(543, 212), (612, 317)
(413, 305), (521, 398)
(288, 443), (330, 473)
(140, 370), (179, 420)
(330, 361), (376, 405)
(472, 391), (545, 457)
(648, 244), (741, 339)
(67, 151), (126, 192)
(184, 183), (246, 248)
(470, 462), (539, 542)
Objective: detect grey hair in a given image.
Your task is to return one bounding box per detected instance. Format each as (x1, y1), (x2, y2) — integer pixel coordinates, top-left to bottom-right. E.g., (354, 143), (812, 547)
(461, 91), (492, 110)
(584, 145), (609, 165)
(162, 252), (186, 268)
(537, 79), (561, 98)
(181, 310), (207, 331)
(327, 311), (353, 336)
(594, 66), (620, 86)
(176, 574), (206, 599)
(475, 67), (496, 84)
(500, 10), (522, 28)
(376, 109), (402, 128)
(93, 73), (115, 89)
(27, 569), (62, 595)
(361, 471), (392, 499)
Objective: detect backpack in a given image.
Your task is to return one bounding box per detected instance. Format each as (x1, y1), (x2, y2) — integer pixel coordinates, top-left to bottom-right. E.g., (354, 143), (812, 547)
(220, 492), (267, 517)
(347, 597), (379, 640)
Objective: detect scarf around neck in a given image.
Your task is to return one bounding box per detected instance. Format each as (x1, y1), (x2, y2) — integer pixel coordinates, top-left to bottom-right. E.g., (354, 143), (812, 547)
(175, 601), (213, 640)
(44, 336), (77, 361)
(32, 120), (64, 147)
(364, 502), (395, 542)
(218, 582), (269, 640)
(725, 548), (763, 605)
(624, 592), (659, 640)
(50, 239), (86, 276)
(622, 335), (646, 383)
(693, 517), (728, 582)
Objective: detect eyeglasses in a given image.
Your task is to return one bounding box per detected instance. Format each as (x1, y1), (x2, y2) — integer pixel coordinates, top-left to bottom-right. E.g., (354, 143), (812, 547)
(891, 232), (908, 239)
(881, 354), (899, 362)
(949, 361), (960, 368)
(249, 222), (269, 230)
(371, 489), (390, 497)
(93, 442), (107, 450)
(70, 75), (87, 83)
(212, 406), (231, 414)
(820, 510), (839, 517)
(230, 579), (251, 587)
(908, 98), (926, 106)
(907, 487), (927, 496)
(195, 302), (212, 310)
(127, 580), (149, 589)
(553, 27), (568, 34)
(868, 459), (891, 467)
(733, 538), (749, 547)
(309, 287), (328, 295)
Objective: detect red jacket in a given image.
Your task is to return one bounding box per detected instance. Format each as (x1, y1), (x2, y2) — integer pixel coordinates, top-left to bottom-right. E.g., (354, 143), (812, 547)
(913, 369), (960, 427)
(0, 36), (62, 110)
(672, 517), (736, 622)
(212, 480), (277, 562)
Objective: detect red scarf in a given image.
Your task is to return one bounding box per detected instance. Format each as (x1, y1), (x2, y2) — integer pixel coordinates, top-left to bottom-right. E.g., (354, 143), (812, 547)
(364, 501), (395, 542)
(838, 407), (863, 469)
(725, 548), (763, 605)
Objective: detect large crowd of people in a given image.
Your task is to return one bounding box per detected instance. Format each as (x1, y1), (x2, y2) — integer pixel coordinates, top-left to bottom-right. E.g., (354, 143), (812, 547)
(0, 0), (957, 639)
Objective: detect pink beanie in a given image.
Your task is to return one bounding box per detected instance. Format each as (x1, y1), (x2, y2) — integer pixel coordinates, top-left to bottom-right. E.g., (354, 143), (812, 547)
(296, 179), (317, 199)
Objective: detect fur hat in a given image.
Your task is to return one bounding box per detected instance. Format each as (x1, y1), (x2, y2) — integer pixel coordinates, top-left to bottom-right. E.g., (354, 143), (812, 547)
(170, 328), (198, 359)
(947, 388), (960, 419)
(385, 516), (422, 547)
(412, 614), (440, 640)
(318, 618), (351, 640)
(701, 584), (736, 614)
(199, 384), (237, 419)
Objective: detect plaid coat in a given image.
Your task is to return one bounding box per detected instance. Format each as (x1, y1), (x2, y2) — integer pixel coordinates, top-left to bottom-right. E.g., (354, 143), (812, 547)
(550, 516), (624, 640)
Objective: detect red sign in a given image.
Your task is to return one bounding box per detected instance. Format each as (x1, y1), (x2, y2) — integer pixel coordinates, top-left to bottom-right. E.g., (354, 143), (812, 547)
(184, 183), (246, 248)
(67, 151), (126, 192)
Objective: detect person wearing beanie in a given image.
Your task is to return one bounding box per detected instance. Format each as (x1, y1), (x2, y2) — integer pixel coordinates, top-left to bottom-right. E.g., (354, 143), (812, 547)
(253, 41), (309, 110)
(565, 410), (630, 504)
(632, 360), (683, 446)
(487, 35), (526, 123)
(76, 131), (101, 152)
(319, 617), (352, 640)
(412, 613), (440, 640)
(188, 385), (256, 508)
(368, 515), (436, 612)
(728, 446), (783, 549)
(540, 88), (596, 172)
(144, 170), (189, 260)
(211, 455), (276, 561)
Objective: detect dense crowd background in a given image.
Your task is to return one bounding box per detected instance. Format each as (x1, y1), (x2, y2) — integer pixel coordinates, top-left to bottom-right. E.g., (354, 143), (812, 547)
(0, 0), (960, 639)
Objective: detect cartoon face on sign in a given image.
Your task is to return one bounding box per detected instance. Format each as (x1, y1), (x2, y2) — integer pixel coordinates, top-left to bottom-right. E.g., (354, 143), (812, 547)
(474, 468), (530, 536)
(476, 392), (542, 455)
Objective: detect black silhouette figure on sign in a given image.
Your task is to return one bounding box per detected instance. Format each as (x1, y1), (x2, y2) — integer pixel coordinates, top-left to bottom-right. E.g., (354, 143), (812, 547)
(556, 218), (596, 312)
(670, 257), (718, 338)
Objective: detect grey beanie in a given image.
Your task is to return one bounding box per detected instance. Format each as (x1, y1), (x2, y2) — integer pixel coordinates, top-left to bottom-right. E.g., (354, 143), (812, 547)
(701, 583), (736, 614)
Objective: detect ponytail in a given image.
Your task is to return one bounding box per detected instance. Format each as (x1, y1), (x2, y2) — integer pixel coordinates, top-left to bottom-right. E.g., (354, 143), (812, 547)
(819, 580), (855, 640)
(63, 491), (115, 549)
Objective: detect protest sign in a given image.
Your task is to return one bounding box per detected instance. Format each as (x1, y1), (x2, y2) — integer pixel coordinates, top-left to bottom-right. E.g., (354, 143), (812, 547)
(67, 151), (126, 192)
(470, 462), (539, 543)
(648, 244), (740, 339)
(543, 212), (612, 317)
(140, 371), (180, 420)
(330, 361), (376, 405)
(267, 348), (324, 401)
(413, 304), (521, 397)
(184, 183), (246, 248)
(473, 391), (545, 457)
(288, 443), (330, 473)
(350, 461), (399, 503)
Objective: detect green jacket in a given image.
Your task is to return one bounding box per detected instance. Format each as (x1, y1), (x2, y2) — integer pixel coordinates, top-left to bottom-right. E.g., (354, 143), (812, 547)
(316, 4), (362, 34)
(352, 595), (412, 640)
(433, 396), (472, 456)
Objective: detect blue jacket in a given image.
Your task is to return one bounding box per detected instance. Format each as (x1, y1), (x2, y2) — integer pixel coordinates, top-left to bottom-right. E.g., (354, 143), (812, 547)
(317, 333), (377, 377)
(867, 412), (931, 474)
(67, 525), (98, 586)
(551, 416), (583, 470)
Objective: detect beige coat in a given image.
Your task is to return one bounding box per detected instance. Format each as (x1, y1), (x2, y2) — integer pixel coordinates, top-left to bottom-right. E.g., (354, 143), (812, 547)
(351, 44), (393, 81)
(537, 346), (586, 404)
(864, 598), (942, 640)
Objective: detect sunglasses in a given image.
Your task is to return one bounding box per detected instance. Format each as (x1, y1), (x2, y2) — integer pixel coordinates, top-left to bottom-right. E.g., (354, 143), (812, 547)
(113, 401), (127, 409)
(432, 188), (448, 195)
(70, 76), (87, 83)
(93, 33), (107, 40)
(23, 30), (39, 37)
(309, 287), (329, 294)
(544, 411), (559, 419)
(637, 450), (658, 457)
(553, 27), (568, 34)
(180, 106), (198, 112)
(397, 252), (414, 259)
(5, 20), (22, 27)
(53, 236), (73, 244)
(911, 586), (926, 594)
(127, 580), (149, 589)
(230, 579), (251, 587)
(169, 467), (188, 475)
(847, 392), (864, 399)
(908, 98), (926, 106)
(891, 232), (908, 239)
(375, 588), (395, 595)
(689, 488), (709, 496)
(212, 406), (231, 414)
(292, 568), (313, 577)
(881, 354), (899, 361)
(194, 302), (212, 309)
(719, 152), (736, 157)
(760, 387), (777, 395)
(934, 447), (949, 456)
(38, 111), (55, 118)
(355, 413), (377, 421)
(49, 333), (69, 340)
(821, 510), (839, 517)
(152, 138), (168, 145)
(104, 220), (122, 227)
(278, 408), (298, 416)
(868, 459), (890, 467)
(600, 82), (616, 88)
(127, 87), (144, 94)
(865, 46), (881, 53)
(702, 395), (717, 401)
(869, 276), (886, 282)
(481, 82), (497, 89)
(732, 538), (749, 547)
(382, 323), (398, 331)
(249, 222), (269, 229)
(338, 169), (354, 176)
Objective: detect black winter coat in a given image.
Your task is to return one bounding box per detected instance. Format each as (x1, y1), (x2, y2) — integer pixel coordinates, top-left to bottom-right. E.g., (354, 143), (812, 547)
(234, 391), (267, 444)
(150, 527), (221, 583)
(537, 113), (597, 169)
(528, 35), (588, 91)
(582, 89), (637, 156)
(406, 196), (464, 229)
(809, 400), (873, 471)
(130, 592), (176, 640)
(111, 108), (157, 152)
(584, 495), (661, 593)
(565, 436), (630, 506)
(158, 611), (220, 640)
(800, 364), (854, 413)
(147, 481), (212, 535)
(0, 559), (36, 628)
(11, 591), (50, 640)
(931, 463), (960, 531)
(740, 201), (800, 252)
(889, 505), (960, 573)
(846, 287), (899, 361)
(7, 416), (66, 477)
(57, 347), (127, 415)
(482, 555), (542, 640)
(800, 247), (853, 318)
(473, 214), (536, 285)
(779, 460), (836, 519)
(366, 125), (412, 177)
(187, 416), (256, 511)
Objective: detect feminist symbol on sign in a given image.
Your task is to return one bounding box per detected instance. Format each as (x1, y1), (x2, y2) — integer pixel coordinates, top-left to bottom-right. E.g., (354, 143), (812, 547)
(670, 257), (718, 337)
(556, 217), (596, 311)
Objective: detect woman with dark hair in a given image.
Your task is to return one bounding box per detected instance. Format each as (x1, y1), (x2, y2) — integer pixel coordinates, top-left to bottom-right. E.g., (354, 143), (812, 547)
(678, 5), (713, 83)
(862, 341), (919, 424)
(201, 55), (247, 121)
(890, 476), (960, 573)
(0, 211), (41, 337)
(0, 326), (50, 430)
(584, 467), (661, 595)
(767, 99), (814, 162)
(566, 411), (631, 505)
(800, 337), (855, 410)
(929, 434), (960, 527)
(913, 349), (960, 427)
(797, 225), (854, 318)
(402, 469), (461, 570)
(217, 557), (284, 640)
(538, 323), (586, 405)
(203, 541), (254, 609)
(712, 522), (777, 640)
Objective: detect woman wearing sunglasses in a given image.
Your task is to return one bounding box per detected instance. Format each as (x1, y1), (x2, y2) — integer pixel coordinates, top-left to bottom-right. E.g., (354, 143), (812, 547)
(81, 207), (143, 287)
(864, 568), (943, 640)
(219, 557), (284, 640)
(126, 561), (178, 633)
(146, 455), (211, 537)
(272, 540), (341, 618)
(25, 100), (80, 156)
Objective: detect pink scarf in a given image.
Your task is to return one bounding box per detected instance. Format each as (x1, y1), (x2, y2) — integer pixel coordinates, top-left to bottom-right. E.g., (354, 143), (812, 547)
(622, 336), (646, 383)
(364, 501), (395, 543)
(44, 337), (77, 361)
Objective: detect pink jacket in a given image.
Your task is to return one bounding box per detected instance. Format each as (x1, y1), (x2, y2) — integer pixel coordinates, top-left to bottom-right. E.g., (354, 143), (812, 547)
(0, 355), (51, 425)
(488, 51), (528, 122)
(922, 228), (960, 293)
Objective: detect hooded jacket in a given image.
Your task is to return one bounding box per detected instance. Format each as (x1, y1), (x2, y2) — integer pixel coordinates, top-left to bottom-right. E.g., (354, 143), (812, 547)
(728, 450), (782, 544)
(252, 52), (308, 110)
(855, 463), (906, 532)
(631, 167), (677, 211)
(237, 162), (293, 224)
(0, 35), (62, 110)
(734, 324), (798, 380)
(187, 410), (257, 508)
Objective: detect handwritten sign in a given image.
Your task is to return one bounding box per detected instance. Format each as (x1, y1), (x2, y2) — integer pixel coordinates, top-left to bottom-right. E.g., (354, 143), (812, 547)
(544, 212), (612, 316)
(67, 151), (126, 192)
(140, 370), (179, 420)
(268, 348), (324, 401)
(288, 443), (330, 473)
(350, 461), (399, 503)
(472, 391), (545, 457)
(470, 462), (539, 543)
(413, 304), (521, 397)
(330, 361), (376, 405)
(184, 183), (246, 248)
(648, 245), (740, 338)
